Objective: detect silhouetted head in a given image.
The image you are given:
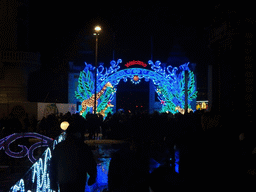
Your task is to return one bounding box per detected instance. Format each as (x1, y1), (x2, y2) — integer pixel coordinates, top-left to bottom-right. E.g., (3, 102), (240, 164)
(66, 114), (86, 140)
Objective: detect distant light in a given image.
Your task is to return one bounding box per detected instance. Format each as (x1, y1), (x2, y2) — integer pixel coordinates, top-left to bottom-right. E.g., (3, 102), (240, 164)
(60, 121), (69, 131)
(95, 26), (101, 32)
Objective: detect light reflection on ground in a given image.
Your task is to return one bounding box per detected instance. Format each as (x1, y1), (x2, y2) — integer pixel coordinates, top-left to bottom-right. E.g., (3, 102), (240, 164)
(85, 144), (119, 192)
(85, 158), (111, 192)
(84, 143), (179, 192)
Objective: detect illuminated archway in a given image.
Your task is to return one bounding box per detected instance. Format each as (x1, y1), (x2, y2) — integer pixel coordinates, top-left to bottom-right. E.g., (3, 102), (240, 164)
(75, 59), (197, 117)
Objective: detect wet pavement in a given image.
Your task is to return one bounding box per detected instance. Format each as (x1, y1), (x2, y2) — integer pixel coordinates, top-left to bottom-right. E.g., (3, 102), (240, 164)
(85, 142), (124, 192)
(84, 140), (168, 192)
(2, 138), (168, 192)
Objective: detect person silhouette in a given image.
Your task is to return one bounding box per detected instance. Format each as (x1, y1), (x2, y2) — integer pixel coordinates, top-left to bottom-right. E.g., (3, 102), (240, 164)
(108, 139), (149, 192)
(50, 114), (97, 192)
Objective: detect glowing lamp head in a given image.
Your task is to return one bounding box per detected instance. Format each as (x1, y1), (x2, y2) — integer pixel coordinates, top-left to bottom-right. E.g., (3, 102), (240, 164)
(60, 121), (69, 131)
(94, 26), (101, 32)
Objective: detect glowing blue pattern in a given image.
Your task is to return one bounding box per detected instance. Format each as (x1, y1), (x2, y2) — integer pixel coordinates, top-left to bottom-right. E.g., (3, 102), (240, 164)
(0, 132), (53, 163)
(9, 132), (112, 192)
(76, 59), (197, 116)
(10, 133), (66, 192)
(174, 149), (180, 173)
(10, 179), (25, 192)
(10, 148), (55, 192)
(31, 148), (52, 191)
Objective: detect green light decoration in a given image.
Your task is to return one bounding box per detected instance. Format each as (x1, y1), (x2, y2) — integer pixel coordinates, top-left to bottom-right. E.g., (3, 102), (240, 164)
(75, 69), (94, 100)
(75, 64), (115, 117)
(156, 84), (176, 114)
(187, 71), (198, 100)
(75, 60), (197, 116)
(96, 86), (115, 115)
(157, 70), (197, 114)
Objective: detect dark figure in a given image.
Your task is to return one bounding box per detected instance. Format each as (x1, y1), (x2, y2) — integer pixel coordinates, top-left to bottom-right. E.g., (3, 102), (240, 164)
(23, 113), (30, 132)
(86, 114), (99, 139)
(8, 114), (22, 133)
(50, 115), (97, 192)
(108, 139), (149, 192)
(149, 166), (183, 191)
(38, 116), (46, 135)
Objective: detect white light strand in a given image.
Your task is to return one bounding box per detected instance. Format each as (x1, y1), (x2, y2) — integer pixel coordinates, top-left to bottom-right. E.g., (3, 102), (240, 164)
(10, 133), (66, 192)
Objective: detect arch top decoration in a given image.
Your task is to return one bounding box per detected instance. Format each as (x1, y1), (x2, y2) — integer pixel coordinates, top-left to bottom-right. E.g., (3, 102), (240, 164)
(75, 59), (197, 117)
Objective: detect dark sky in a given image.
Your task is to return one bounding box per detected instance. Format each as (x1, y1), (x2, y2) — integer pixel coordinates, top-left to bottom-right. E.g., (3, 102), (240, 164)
(27, 2), (244, 102)
(28, 2), (220, 68)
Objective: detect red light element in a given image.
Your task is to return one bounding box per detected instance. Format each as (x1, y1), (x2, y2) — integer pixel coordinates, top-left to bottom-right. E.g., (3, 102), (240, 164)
(125, 60), (147, 68)
(136, 105), (138, 108)
(133, 75), (139, 81)
(160, 100), (166, 105)
(141, 105), (143, 108)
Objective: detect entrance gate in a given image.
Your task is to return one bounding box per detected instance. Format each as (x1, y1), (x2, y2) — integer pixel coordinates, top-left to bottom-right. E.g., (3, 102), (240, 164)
(75, 59), (197, 117)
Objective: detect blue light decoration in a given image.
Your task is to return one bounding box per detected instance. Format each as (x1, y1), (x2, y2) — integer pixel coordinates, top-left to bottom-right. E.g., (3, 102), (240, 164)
(10, 133), (66, 192)
(75, 59), (197, 117)
(174, 149), (180, 173)
(9, 132), (115, 192)
(9, 131), (113, 192)
(0, 132), (53, 163)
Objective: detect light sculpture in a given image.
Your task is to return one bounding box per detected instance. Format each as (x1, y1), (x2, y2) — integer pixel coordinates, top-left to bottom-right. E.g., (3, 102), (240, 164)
(10, 178), (25, 192)
(0, 132), (53, 163)
(75, 62), (117, 117)
(10, 133), (66, 192)
(9, 131), (113, 192)
(79, 82), (114, 117)
(75, 59), (197, 116)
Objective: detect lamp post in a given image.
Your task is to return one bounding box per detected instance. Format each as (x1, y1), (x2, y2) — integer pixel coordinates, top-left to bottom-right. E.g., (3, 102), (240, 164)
(94, 26), (101, 114)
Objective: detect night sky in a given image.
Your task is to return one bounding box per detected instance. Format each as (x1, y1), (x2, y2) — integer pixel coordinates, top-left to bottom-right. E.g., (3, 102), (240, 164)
(26, 2), (243, 103)
(28, 2), (219, 65)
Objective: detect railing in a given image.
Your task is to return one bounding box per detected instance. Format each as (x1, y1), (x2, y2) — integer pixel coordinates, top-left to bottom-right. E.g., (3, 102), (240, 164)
(0, 51), (40, 64)
(9, 133), (66, 192)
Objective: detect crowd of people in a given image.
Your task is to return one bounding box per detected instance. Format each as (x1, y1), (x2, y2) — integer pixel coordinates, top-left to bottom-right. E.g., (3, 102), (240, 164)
(1, 109), (255, 190)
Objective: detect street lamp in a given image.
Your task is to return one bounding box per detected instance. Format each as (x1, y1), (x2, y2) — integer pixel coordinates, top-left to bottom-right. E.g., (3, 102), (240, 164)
(94, 26), (101, 114)
(94, 26), (101, 32)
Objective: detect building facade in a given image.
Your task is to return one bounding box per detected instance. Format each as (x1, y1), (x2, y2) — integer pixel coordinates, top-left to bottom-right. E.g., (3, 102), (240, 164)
(0, 0), (40, 117)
